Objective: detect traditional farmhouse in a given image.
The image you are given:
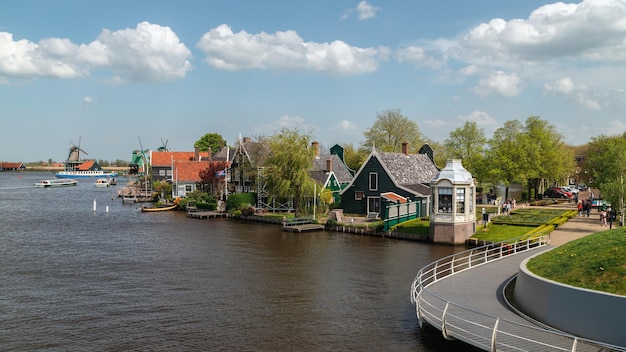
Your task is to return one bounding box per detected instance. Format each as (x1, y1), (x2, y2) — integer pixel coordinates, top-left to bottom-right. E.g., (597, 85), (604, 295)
(309, 142), (354, 204)
(340, 143), (439, 216)
(0, 162), (26, 171)
(150, 147), (228, 198)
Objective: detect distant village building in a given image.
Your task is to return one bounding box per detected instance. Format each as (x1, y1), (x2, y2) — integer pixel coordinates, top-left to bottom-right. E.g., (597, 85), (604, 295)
(0, 162), (26, 171)
(309, 142), (354, 204)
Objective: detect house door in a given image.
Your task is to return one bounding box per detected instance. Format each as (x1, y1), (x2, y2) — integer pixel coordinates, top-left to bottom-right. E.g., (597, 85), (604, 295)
(367, 196), (381, 214)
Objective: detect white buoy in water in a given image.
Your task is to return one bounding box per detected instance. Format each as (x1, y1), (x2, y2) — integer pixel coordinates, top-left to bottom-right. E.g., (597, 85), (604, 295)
(93, 198), (97, 212)
(105, 206), (109, 213)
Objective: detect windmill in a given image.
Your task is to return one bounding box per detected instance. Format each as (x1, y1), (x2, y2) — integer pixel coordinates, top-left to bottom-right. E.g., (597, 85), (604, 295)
(158, 138), (169, 152)
(68, 138), (88, 162)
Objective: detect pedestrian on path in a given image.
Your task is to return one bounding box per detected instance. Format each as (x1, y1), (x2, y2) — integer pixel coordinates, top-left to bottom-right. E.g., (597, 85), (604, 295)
(577, 201), (583, 217)
(600, 209), (607, 226)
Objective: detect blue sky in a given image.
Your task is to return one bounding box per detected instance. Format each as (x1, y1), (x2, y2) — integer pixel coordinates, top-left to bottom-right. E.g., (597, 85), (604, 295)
(2, 0), (626, 162)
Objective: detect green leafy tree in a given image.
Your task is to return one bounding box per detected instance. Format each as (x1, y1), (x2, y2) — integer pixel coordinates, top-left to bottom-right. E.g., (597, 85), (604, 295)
(520, 116), (573, 199)
(342, 143), (367, 172)
(195, 133), (226, 154)
(360, 109), (423, 153)
(485, 120), (525, 200)
(264, 128), (315, 215)
(443, 120), (486, 176)
(585, 133), (626, 215)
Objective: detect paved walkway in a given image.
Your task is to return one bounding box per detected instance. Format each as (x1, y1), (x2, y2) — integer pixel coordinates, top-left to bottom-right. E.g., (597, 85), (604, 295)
(424, 205), (616, 348)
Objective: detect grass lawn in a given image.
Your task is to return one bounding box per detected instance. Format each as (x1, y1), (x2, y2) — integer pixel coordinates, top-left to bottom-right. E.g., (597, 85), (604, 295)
(527, 227), (626, 296)
(473, 224), (536, 242)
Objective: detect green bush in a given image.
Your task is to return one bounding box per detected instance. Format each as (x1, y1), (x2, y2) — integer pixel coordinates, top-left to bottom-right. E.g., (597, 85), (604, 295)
(196, 202), (217, 210)
(226, 193), (256, 211)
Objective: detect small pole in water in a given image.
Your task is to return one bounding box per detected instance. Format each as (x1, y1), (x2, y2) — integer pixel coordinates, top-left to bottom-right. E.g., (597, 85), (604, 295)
(105, 206), (109, 213)
(93, 198), (97, 212)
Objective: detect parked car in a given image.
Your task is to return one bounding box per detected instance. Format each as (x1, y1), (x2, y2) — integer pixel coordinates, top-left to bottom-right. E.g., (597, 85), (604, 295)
(560, 186), (579, 194)
(544, 188), (572, 199)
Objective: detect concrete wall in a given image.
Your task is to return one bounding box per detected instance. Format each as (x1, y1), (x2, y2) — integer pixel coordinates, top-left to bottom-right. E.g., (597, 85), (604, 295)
(514, 254), (626, 347)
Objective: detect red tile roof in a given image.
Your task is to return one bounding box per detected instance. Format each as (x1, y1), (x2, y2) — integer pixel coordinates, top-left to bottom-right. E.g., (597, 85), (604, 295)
(0, 162), (24, 169)
(173, 160), (230, 182)
(77, 160), (96, 171)
(151, 151), (211, 166)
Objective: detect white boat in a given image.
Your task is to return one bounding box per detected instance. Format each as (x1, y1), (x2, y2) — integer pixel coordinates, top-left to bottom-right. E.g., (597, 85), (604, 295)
(56, 170), (119, 179)
(34, 179), (78, 188)
(94, 178), (112, 187)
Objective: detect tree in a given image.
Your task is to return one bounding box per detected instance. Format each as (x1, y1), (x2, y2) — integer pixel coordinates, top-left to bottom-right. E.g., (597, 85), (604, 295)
(342, 143), (367, 172)
(585, 133), (626, 216)
(443, 120), (486, 176)
(264, 128), (315, 215)
(485, 120), (525, 200)
(198, 161), (229, 200)
(195, 133), (226, 154)
(360, 109), (423, 153)
(519, 116), (573, 199)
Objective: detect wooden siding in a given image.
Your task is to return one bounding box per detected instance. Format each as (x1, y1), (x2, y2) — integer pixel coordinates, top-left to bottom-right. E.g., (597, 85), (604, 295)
(342, 154), (421, 215)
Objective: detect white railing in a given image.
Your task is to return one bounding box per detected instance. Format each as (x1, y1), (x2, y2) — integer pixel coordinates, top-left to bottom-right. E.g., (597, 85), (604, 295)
(410, 235), (626, 352)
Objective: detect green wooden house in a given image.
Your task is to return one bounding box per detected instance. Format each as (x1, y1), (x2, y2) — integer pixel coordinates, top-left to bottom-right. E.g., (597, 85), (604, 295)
(310, 143), (355, 204)
(340, 143), (439, 216)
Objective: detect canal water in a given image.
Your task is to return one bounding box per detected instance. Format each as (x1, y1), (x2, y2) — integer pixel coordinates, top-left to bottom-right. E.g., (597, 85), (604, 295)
(0, 172), (472, 351)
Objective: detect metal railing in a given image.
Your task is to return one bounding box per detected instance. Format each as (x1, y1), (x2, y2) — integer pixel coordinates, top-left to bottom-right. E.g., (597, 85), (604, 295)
(410, 235), (626, 352)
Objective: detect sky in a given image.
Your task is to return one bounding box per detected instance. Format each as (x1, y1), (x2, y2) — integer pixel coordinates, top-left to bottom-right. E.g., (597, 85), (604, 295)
(2, 0), (626, 163)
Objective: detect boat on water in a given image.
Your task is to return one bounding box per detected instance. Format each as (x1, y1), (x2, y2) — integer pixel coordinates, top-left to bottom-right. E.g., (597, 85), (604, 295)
(34, 179), (78, 188)
(94, 178), (112, 187)
(141, 204), (177, 212)
(56, 170), (119, 179)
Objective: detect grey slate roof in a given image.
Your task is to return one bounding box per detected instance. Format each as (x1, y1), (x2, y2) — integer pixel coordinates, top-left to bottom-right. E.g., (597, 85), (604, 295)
(377, 151), (439, 194)
(311, 154), (353, 184)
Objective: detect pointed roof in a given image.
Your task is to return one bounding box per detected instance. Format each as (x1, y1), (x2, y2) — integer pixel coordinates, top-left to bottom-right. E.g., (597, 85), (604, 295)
(431, 159), (473, 184)
(341, 144), (439, 197)
(151, 151), (211, 166)
(311, 154), (353, 184)
(173, 160), (230, 183)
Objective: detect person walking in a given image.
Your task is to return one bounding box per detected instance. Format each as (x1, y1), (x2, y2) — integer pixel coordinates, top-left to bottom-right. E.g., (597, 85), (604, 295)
(577, 201), (583, 217)
(600, 209), (607, 226)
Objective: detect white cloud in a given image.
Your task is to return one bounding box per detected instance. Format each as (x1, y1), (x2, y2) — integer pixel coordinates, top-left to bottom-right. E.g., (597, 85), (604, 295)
(341, 1), (380, 21)
(544, 77), (601, 110)
(396, 46), (444, 69)
(0, 22), (192, 83)
(337, 120), (359, 130)
(471, 71), (522, 97)
(356, 1), (380, 20)
(423, 119), (448, 128)
(277, 114), (305, 127)
(83, 96), (93, 107)
(456, 0), (626, 65)
(197, 24), (382, 75)
(460, 111), (498, 128)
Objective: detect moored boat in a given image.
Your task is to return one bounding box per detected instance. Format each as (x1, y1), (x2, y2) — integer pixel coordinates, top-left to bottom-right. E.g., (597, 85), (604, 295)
(34, 179), (78, 188)
(94, 178), (112, 187)
(140, 204), (177, 212)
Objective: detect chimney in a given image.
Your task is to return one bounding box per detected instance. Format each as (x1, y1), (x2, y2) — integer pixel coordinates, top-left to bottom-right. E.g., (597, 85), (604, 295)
(402, 142), (409, 155)
(312, 141), (320, 158)
(326, 159), (332, 173)
(206, 147), (212, 161)
(194, 146), (199, 161)
(243, 137), (250, 143)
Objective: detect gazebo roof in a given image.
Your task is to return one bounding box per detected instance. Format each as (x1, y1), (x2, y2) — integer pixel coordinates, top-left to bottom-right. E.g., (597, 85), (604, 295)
(431, 159), (473, 184)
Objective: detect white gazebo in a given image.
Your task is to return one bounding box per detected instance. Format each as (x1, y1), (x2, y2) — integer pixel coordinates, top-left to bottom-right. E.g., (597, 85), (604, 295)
(429, 159), (476, 244)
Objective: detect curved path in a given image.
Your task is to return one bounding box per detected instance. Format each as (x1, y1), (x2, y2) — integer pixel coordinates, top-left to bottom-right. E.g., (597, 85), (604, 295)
(421, 207), (625, 350)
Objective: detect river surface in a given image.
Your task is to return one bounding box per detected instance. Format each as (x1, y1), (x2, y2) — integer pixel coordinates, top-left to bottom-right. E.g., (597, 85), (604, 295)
(0, 172), (471, 351)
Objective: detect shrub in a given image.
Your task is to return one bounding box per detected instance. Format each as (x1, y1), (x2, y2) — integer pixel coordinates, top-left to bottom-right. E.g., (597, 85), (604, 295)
(226, 193), (256, 211)
(240, 205), (255, 216)
(196, 202), (217, 210)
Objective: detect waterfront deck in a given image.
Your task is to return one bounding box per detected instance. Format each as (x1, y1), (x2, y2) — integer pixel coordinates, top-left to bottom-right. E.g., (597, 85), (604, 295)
(282, 217), (325, 232)
(187, 210), (228, 219)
